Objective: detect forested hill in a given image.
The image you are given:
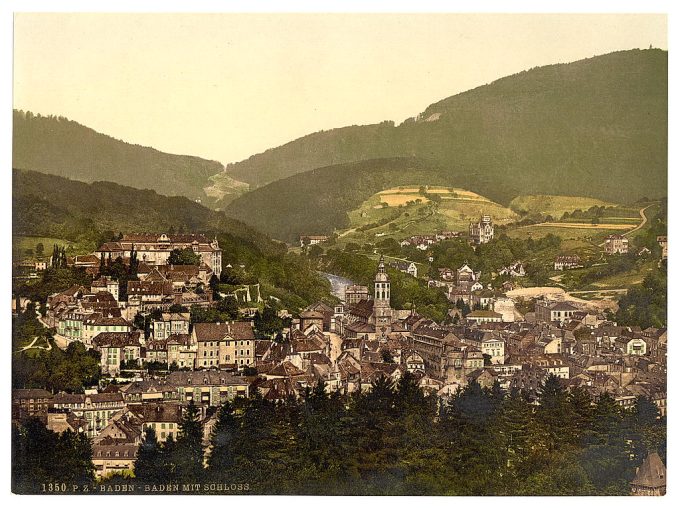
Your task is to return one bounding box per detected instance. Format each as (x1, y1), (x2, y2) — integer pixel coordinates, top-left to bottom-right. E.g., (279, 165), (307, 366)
(224, 157), (459, 242)
(223, 49), (667, 205)
(13, 169), (282, 258)
(12, 110), (223, 202)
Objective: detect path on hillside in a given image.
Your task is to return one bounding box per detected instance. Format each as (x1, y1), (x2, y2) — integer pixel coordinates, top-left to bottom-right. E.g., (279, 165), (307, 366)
(596, 205), (652, 247)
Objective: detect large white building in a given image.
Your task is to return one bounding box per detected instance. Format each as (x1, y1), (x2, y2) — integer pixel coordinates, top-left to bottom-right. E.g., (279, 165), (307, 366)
(96, 233), (222, 276)
(469, 215), (494, 245)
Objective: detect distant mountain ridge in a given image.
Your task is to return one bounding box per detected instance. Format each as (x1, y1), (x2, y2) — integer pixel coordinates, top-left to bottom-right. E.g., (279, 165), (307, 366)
(12, 168), (282, 258)
(222, 49), (667, 205)
(12, 110), (226, 202)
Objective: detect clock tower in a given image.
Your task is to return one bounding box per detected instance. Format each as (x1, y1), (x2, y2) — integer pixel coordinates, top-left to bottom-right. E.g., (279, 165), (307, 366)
(373, 255), (392, 329)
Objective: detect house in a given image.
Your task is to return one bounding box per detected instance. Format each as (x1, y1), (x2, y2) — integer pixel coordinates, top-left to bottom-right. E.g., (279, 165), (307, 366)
(481, 336), (505, 365)
(53, 391), (127, 437)
(345, 285), (370, 305)
(93, 331), (142, 375)
(604, 234), (629, 255)
(656, 236), (667, 260)
(168, 371), (252, 405)
(151, 312), (190, 340)
(499, 261), (526, 277)
(466, 310), (503, 324)
(535, 300), (578, 324)
(83, 314), (132, 346)
(129, 403), (182, 443)
(553, 256), (583, 271)
(12, 389), (53, 421)
(91, 410), (144, 478)
(90, 277), (120, 301)
(192, 321), (256, 370)
(299, 235), (329, 247)
(390, 260), (418, 278)
(469, 215), (494, 245)
(438, 267), (456, 282)
(630, 452), (666, 496)
(126, 280), (175, 309)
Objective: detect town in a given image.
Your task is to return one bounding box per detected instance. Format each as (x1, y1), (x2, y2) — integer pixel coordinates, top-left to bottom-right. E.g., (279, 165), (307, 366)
(11, 224), (667, 494)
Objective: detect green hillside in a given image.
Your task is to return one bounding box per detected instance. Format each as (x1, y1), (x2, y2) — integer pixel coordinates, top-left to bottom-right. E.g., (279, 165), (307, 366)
(13, 169), (333, 310)
(334, 186), (517, 246)
(224, 158), (463, 242)
(12, 110), (227, 202)
(13, 169), (282, 257)
(223, 49), (667, 205)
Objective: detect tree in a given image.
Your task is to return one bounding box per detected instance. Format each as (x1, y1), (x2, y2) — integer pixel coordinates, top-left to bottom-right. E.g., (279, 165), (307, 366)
(134, 428), (164, 482)
(168, 248), (201, 266)
(35, 242), (44, 257)
(169, 401), (204, 482)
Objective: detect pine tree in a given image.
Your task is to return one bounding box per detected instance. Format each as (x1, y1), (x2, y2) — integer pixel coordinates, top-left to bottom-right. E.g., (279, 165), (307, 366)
(133, 427), (163, 483)
(173, 400), (204, 482)
(207, 402), (238, 473)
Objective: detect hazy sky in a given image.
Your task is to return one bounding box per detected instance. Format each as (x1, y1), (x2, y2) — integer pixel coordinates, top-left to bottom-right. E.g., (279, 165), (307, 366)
(13, 13), (667, 165)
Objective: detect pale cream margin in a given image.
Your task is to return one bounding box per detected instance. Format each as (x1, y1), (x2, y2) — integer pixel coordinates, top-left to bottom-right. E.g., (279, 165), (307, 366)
(0, 2), (675, 508)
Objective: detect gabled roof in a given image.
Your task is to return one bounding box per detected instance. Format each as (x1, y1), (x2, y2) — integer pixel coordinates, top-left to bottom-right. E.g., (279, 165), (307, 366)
(193, 321), (255, 342)
(631, 452), (666, 489)
(93, 331), (141, 348)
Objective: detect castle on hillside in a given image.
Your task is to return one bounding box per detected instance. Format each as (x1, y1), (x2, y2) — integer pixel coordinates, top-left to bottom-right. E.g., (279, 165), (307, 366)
(96, 233), (222, 276)
(469, 215), (494, 245)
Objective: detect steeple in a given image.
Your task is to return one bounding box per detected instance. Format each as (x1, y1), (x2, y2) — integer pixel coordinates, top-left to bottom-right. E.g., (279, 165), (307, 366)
(373, 255), (392, 329)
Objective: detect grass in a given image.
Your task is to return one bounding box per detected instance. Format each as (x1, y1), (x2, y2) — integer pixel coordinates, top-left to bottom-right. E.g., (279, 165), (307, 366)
(338, 186), (517, 246)
(585, 260), (657, 290)
(509, 194), (619, 217)
(13, 235), (75, 261)
(505, 225), (626, 243)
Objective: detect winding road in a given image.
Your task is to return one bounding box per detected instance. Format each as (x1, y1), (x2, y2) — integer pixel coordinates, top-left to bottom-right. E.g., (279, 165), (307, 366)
(597, 205), (652, 247)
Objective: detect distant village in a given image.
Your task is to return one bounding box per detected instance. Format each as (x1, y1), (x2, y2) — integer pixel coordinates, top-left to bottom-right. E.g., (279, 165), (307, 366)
(12, 226), (667, 493)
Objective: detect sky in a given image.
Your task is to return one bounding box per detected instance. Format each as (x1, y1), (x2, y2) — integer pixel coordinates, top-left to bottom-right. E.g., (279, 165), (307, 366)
(13, 13), (667, 165)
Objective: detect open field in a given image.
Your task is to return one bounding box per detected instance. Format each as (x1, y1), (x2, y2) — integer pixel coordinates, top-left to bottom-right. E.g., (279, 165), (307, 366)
(12, 235), (75, 261)
(505, 224), (628, 242)
(338, 186), (517, 246)
(526, 222), (634, 230)
(509, 194), (618, 217)
(585, 260), (657, 290)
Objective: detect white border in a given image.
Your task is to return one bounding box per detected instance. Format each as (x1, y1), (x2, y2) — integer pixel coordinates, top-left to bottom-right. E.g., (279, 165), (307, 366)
(1, 2), (675, 508)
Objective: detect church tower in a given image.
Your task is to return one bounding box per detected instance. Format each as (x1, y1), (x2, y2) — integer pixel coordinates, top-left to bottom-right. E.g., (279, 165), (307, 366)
(373, 255), (392, 329)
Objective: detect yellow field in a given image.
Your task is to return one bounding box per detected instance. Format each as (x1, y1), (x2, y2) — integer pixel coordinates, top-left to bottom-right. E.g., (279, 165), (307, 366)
(378, 194), (431, 207)
(377, 186), (489, 207)
(532, 222), (634, 230)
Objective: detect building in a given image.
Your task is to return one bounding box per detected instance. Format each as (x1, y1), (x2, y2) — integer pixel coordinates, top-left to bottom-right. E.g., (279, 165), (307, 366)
(90, 277), (120, 301)
(469, 215), (494, 245)
(657, 236), (667, 260)
(168, 371), (252, 405)
(630, 452), (666, 496)
(299, 235), (329, 248)
(604, 234), (629, 255)
(390, 260), (418, 278)
(345, 285), (370, 305)
(12, 389), (53, 421)
(466, 310), (503, 324)
(554, 256), (583, 271)
(151, 312), (190, 340)
(96, 233), (222, 277)
(373, 256), (393, 330)
(535, 300), (579, 324)
(192, 321), (256, 370)
(93, 331), (142, 375)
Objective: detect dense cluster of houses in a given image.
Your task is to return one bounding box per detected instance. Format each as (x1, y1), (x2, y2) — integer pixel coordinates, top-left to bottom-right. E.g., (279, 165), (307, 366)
(12, 233), (667, 483)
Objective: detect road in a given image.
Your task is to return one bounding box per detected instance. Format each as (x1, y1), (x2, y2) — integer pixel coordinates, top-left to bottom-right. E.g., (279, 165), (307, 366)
(597, 205), (652, 247)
